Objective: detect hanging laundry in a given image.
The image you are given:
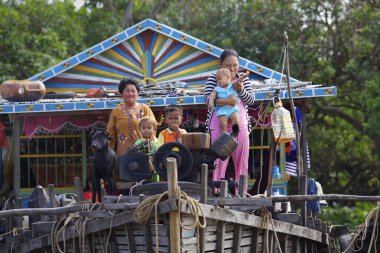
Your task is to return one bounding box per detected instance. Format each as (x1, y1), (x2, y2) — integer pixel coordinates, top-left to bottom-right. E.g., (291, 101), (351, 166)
(0, 119), (8, 148)
(307, 178), (321, 215)
(285, 107), (311, 177)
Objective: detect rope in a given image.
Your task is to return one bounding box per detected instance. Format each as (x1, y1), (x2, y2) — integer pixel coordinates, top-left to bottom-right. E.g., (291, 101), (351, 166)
(343, 205), (379, 253)
(129, 180), (148, 196)
(134, 187), (206, 253)
(78, 202), (101, 253)
(105, 194), (122, 253)
(257, 207), (283, 253)
(51, 202), (102, 253)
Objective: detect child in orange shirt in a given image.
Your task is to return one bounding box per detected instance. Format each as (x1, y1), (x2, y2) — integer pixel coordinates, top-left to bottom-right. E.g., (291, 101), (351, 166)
(157, 104), (187, 146)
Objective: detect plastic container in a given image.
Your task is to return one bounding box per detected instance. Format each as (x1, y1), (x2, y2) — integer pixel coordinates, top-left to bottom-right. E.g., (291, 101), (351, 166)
(273, 190), (282, 212)
(0, 80), (46, 102)
(272, 165), (281, 178)
(210, 133), (238, 161)
(151, 170), (160, 182)
(271, 97), (295, 143)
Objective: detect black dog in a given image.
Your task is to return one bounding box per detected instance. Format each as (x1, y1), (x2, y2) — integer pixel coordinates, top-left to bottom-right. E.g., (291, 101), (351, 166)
(90, 130), (117, 203)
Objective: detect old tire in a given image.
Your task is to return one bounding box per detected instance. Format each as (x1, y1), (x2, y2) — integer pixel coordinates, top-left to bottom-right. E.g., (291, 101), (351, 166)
(338, 234), (352, 252)
(130, 181), (212, 196)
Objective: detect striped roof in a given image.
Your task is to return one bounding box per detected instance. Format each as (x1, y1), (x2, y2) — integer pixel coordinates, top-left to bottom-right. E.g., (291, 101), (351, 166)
(29, 19), (297, 92)
(0, 19), (336, 114)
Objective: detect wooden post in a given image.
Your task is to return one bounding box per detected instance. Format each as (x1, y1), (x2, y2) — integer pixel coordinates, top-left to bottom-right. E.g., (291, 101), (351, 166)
(216, 180), (228, 253)
(48, 184), (57, 221)
(81, 129), (87, 189)
(37, 187), (48, 221)
(199, 163), (208, 253)
(266, 139), (277, 197)
(140, 194), (152, 253)
(13, 116), (22, 197)
(167, 157), (180, 253)
(238, 174), (247, 198)
(233, 175), (247, 252)
(48, 184), (57, 207)
(200, 164), (208, 204)
(300, 104), (308, 227)
(74, 177), (84, 201)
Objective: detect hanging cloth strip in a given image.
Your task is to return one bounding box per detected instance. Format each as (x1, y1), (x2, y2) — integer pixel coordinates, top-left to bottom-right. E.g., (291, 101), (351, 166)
(285, 107), (311, 176)
(23, 114), (109, 136)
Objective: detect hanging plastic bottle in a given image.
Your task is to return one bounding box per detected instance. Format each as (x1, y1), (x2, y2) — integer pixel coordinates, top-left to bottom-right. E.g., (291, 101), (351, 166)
(272, 165), (281, 179)
(271, 97), (295, 143)
(151, 170), (160, 182)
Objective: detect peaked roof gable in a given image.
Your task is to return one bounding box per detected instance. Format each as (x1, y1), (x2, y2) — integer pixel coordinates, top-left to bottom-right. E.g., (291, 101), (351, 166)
(29, 19), (298, 92)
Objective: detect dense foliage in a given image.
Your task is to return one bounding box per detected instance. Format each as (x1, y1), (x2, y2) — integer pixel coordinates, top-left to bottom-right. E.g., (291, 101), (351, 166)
(1, 0), (379, 224)
(319, 202), (377, 229)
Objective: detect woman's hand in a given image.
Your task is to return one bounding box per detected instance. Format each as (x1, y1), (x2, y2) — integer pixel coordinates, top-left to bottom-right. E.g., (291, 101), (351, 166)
(233, 71), (249, 92)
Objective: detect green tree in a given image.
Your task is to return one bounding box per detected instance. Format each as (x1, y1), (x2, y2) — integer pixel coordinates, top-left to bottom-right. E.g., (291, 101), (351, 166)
(297, 0), (380, 195)
(0, 0), (86, 81)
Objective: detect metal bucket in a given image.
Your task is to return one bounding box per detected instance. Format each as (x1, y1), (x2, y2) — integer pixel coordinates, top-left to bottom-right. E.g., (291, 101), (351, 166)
(210, 133), (238, 161)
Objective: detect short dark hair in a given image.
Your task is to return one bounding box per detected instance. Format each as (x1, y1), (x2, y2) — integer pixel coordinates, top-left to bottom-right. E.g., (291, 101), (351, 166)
(164, 104), (183, 116)
(118, 78), (140, 94)
(220, 49), (239, 64)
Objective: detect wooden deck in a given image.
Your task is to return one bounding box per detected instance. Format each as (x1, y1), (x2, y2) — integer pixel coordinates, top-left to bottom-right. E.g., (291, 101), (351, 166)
(0, 196), (329, 253)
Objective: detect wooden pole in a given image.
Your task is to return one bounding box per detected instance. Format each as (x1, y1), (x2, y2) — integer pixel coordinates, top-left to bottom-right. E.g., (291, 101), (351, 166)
(167, 157), (180, 253)
(13, 116), (22, 197)
(74, 177), (84, 201)
(233, 175), (248, 252)
(266, 139), (277, 197)
(216, 180), (228, 253)
(0, 205), (83, 219)
(199, 163), (208, 253)
(271, 194), (380, 202)
(300, 104), (309, 227)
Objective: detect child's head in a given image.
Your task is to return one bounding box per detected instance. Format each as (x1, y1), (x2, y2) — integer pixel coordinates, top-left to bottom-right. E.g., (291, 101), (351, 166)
(164, 104), (183, 129)
(215, 68), (231, 88)
(139, 116), (157, 139)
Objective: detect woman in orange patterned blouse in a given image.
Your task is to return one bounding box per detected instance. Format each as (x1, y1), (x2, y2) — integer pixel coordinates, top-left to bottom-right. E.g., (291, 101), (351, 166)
(107, 78), (155, 157)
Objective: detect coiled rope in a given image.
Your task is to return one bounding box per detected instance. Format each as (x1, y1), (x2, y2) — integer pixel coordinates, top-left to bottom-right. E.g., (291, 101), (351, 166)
(343, 205), (379, 253)
(258, 207), (283, 253)
(134, 187), (206, 253)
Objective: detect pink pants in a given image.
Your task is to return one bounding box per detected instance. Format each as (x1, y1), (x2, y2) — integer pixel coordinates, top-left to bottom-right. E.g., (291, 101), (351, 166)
(210, 101), (249, 192)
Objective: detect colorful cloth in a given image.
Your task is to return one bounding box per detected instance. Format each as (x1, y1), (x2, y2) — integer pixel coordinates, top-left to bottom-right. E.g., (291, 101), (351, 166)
(157, 128), (187, 147)
(23, 114), (109, 137)
(107, 103), (154, 156)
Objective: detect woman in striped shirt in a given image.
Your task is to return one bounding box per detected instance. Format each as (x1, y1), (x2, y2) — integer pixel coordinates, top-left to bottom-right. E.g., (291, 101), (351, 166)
(204, 49), (254, 193)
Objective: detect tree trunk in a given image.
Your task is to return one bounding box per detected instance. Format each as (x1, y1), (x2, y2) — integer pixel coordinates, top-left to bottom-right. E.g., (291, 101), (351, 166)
(122, 0), (134, 29)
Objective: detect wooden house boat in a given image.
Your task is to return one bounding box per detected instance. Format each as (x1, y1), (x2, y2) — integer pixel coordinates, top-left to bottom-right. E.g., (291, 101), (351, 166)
(0, 19), (336, 203)
(0, 19), (343, 252)
(0, 161), (333, 253)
